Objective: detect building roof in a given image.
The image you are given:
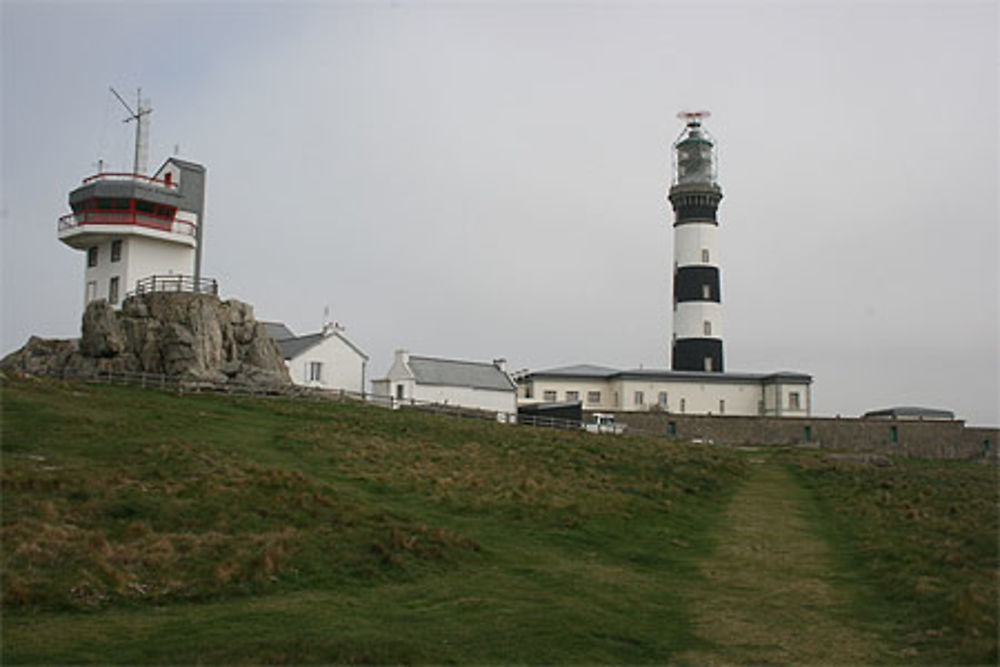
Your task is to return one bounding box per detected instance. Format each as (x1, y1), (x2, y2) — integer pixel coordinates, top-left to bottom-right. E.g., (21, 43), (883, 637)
(863, 406), (955, 420)
(262, 321), (296, 341)
(263, 321), (369, 362)
(523, 364), (621, 379)
(276, 332), (324, 359)
(407, 355), (516, 392)
(523, 365), (812, 384)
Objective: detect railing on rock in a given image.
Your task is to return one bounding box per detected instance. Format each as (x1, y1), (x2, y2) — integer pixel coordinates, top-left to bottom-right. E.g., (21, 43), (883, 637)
(131, 275), (218, 297)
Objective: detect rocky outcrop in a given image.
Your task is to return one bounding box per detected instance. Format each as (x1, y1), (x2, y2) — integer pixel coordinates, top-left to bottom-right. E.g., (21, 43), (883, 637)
(1, 293), (290, 387)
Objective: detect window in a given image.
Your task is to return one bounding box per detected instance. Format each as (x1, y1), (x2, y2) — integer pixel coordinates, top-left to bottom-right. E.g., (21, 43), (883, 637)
(111, 240), (122, 262)
(703, 320), (712, 336)
(308, 361), (323, 383)
(704, 357), (713, 372)
(543, 390), (557, 401)
(719, 399), (726, 415)
(668, 421), (677, 435)
(658, 391), (668, 409)
(587, 391), (601, 404)
(87, 246), (98, 267)
(702, 284), (711, 299)
(789, 392), (801, 410)
(524, 385), (533, 399)
(395, 384), (405, 400)
(164, 172), (172, 186)
(701, 248), (710, 263)
(634, 391), (644, 406)
(566, 390), (580, 402)
(108, 276), (120, 305)
(889, 425), (899, 444)
(85, 281), (97, 303)
(680, 398), (686, 413)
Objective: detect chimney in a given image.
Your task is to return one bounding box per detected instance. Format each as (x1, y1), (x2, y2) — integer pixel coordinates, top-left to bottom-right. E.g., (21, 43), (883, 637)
(493, 358), (507, 373)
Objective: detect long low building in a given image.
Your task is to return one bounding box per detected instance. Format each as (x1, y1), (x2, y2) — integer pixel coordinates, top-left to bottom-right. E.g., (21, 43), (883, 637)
(516, 364), (812, 417)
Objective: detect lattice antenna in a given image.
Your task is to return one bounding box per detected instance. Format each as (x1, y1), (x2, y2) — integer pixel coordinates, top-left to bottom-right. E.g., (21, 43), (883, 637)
(110, 86), (153, 175)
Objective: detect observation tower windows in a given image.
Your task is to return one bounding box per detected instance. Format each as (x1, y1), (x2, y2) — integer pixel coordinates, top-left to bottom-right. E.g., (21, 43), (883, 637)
(111, 240), (122, 262)
(87, 246), (98, 267)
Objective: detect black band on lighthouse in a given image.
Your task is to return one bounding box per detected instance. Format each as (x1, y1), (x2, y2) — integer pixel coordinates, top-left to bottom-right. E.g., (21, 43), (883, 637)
(672, 201), (719, 224)
(674, 266), (721, 302)
(672, 338), (724, 373)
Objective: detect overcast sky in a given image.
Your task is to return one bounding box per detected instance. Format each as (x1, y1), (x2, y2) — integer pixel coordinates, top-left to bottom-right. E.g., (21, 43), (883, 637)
(2, 1), (997, 425)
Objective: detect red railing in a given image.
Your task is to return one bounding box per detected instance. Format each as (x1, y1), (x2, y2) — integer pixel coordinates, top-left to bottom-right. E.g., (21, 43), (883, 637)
(81, 172), (178, 189)
(57, 212), (196, 237)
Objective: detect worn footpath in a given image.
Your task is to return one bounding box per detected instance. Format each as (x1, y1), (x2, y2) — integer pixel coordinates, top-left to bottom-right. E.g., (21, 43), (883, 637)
(675, 459), (892, 664)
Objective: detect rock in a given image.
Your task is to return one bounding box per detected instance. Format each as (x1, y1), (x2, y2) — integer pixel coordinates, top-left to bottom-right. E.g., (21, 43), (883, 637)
(0, 293), (291, 387)
(79, 300), (126, 358)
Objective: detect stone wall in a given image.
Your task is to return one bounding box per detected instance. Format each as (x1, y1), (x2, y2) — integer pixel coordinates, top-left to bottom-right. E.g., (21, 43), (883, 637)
(606, 411), (998, 461)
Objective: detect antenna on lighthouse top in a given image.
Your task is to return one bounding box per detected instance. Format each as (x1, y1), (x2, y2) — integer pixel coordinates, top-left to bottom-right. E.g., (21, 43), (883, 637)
(677, 109), (711, 125)
(110, 86), (152, 175)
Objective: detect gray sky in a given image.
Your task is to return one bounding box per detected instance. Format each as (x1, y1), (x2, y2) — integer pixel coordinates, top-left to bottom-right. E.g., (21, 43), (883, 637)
(2, 1), (997, 425)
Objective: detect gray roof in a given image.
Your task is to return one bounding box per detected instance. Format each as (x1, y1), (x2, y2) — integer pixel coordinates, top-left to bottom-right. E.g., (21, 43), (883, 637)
(276, 333), (324, 360)
(863, 406), (955, 420)
(526, 364), (621, 378)
(408, 356), (516, 392)
(263, 321), (296, 341)
(264, 321), (369, 361)
(523, 365), (812, 384)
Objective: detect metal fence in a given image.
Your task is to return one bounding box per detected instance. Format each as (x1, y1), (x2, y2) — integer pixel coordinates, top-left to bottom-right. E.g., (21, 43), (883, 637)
(32, 368), (611, 436)
(132, 275), (219, 297)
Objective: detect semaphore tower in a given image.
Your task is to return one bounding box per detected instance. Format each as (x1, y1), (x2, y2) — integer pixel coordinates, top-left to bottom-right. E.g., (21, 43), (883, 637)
(668, 110), (724, 372)
(57, 88), (211, 307)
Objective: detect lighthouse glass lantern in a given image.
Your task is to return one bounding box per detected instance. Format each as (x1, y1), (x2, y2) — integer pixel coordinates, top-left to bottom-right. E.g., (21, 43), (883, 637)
(674, 117), (717, 185)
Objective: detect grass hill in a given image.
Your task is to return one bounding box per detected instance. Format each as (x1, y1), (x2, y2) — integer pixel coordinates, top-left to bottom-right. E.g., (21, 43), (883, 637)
(2, 375), (746, 663)
(2, 375), (996, 664)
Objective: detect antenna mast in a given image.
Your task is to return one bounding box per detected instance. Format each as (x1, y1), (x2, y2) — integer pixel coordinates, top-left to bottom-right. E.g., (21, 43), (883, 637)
(110, 86), (152, 175)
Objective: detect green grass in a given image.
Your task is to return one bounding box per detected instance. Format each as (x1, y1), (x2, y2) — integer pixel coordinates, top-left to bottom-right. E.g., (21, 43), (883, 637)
(5, 376), (996, 664)
(2, 375), (745, 663)
(789, 453), (999, 665)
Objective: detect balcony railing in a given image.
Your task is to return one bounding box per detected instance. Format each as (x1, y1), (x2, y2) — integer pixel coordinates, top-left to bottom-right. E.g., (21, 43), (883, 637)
(81, 172), (178, 189)
(58, 212), (196, 237)
(132, 274), (218, 297)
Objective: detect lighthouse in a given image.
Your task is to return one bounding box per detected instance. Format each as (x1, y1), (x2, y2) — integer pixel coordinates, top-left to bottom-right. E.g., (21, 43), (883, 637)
(668, 111), (724, 372)
(57, 89), (210, 306)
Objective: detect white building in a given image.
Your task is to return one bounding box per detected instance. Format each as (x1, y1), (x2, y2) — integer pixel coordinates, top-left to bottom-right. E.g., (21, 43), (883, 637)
(517, 365), (812, 417)
(264, 322), (369, 394)
(58, 157), (210, 306)
(372, 350), (517, 414)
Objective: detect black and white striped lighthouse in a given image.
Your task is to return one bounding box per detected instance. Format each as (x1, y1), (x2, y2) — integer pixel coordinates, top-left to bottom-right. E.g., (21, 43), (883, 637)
(668, 111), (724, 372)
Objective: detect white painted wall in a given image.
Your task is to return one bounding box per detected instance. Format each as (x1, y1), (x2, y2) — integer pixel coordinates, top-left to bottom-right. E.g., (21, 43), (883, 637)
(126, 236), (196, 288)
(285, 331), (368, 394)
(521, 377), (616, 410)
(518, 375), (809, 417)
(69, 227), (196, 306)
(616, 378), (761, 415)
(674, 223), (719, 267)
(411, 383), (516, 413)
(673, 301), (724, 340)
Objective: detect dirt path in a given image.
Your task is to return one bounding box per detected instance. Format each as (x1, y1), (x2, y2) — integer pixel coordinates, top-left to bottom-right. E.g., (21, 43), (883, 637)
(676, 460), (891, 664)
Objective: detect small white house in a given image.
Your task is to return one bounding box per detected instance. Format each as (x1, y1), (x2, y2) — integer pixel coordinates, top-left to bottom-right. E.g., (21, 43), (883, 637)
(372, 350), (517, 414)
(264, 321), (369, 394)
